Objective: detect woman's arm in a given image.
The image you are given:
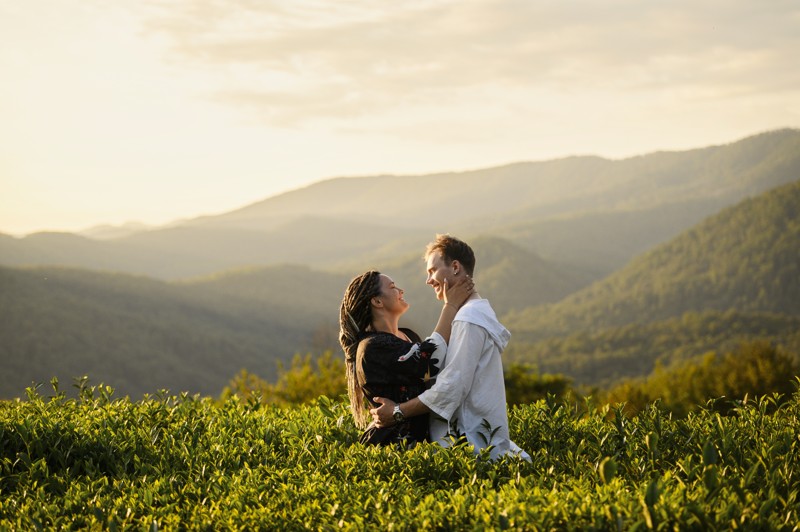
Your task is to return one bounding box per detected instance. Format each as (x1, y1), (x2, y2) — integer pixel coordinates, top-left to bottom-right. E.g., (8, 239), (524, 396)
(432, 276), (474, 343)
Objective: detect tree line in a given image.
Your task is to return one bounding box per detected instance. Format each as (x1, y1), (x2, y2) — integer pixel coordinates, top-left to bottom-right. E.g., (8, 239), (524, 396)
(222, 339), (799, 418)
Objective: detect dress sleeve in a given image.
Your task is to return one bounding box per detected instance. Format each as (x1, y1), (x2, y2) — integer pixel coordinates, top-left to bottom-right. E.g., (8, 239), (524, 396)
(424, 332), (447, 372)
(418, 321), (486, 421)
(359, 333), (442, 384)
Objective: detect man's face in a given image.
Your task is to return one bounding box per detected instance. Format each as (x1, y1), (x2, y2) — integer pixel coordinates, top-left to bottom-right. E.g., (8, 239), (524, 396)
(425, 251), (456, 301)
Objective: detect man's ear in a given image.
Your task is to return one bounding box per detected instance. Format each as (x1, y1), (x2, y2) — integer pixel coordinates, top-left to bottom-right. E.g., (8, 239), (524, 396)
(451, 260), (461, 276)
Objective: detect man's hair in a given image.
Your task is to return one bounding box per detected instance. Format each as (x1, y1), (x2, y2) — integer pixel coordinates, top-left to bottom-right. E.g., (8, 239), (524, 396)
(424, 234), (475, 276)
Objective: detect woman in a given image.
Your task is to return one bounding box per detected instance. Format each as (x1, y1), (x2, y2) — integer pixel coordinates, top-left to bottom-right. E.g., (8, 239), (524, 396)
(339, 270), (473, 446)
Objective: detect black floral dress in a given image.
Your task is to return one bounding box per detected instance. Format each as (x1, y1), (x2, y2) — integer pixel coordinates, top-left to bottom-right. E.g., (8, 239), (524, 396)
(356, 328), (441, 446)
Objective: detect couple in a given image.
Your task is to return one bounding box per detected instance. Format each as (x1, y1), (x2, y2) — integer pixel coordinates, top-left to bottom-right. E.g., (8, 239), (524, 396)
(338, 234), (530, 461)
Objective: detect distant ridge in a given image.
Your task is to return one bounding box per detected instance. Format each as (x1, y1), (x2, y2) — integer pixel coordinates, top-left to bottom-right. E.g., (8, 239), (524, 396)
(192, 128), (800, 229)
(79, 221), (154, 240)
(1, 129), (798, 280)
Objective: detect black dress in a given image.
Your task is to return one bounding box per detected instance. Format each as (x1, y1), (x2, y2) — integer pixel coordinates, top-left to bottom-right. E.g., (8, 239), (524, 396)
(356, 328), (441, 446)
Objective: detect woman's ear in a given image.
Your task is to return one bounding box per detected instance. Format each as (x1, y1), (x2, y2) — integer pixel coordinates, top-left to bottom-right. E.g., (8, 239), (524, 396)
(371, 297), (383, 308)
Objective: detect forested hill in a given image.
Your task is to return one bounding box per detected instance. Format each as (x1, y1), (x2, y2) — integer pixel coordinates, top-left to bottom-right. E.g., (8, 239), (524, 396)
(506, 179), (800, 340)
(502, 179), (800, 387)
(508, 181), (800, 337)
(0, 265), (348, 399)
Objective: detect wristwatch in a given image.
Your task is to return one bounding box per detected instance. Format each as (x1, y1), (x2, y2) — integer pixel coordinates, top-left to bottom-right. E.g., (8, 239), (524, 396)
(392, 404), (405, 423)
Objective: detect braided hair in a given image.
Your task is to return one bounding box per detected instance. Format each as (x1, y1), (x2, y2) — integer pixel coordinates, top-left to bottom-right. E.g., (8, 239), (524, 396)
(339, 270), (382, 427)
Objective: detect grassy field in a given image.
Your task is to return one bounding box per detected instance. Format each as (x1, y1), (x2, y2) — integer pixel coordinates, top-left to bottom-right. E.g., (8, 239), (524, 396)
(1, 381), (798, 530)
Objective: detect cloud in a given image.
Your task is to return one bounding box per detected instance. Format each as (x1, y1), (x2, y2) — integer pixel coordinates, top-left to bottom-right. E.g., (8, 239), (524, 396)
(138, 0), (800, 125)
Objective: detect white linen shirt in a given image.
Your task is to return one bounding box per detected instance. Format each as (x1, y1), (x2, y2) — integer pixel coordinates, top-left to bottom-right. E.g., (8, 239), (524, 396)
(418, 298), (530, 461)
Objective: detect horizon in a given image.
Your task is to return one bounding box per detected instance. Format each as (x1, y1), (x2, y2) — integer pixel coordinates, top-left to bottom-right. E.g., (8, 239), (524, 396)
(2, 1), (798, 236)
(1, 127), (794, 238)
(2, 127), (791, 238)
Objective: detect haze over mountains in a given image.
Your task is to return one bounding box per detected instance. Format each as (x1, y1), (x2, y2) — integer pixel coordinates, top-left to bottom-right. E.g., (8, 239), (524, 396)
(3, 128), (798, 280)
(1, 129), (798, 398)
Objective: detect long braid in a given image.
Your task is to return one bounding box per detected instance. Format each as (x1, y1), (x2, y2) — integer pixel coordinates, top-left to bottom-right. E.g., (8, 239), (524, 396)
(339, 270), (382, 427)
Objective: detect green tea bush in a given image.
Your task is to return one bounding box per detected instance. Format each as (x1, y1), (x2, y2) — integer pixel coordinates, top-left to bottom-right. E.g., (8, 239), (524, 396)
(1, 380), (799, 530)
(220, 355), (573, 409)
(221, 351), (347, 406)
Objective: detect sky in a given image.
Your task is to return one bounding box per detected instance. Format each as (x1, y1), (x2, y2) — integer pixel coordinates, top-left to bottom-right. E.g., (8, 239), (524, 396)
(1, 0), (799, 236)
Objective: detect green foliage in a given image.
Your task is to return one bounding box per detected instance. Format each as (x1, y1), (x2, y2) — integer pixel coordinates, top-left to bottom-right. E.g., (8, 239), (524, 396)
(222, 351), (347, 406)
(221, 357), (572, 408)
(604, 340), (800, 417)
(503, 363), (573, 406)
(2, 383), (800, 529)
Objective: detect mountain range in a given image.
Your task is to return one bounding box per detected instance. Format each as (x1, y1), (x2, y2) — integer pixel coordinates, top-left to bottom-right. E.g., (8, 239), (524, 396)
(3, 128), (798, 280)
(1, 128), (798, 398)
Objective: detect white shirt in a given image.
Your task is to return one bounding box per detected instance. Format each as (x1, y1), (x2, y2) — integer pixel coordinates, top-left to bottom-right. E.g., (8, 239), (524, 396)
(419, 298), (530, 461)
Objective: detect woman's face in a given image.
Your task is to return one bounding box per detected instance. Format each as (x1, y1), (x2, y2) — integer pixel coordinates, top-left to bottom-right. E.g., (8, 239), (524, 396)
(375, 274), (409, 315)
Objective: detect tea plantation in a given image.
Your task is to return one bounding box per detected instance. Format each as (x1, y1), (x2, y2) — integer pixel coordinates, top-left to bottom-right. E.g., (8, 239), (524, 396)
(1, 382), (798, 530)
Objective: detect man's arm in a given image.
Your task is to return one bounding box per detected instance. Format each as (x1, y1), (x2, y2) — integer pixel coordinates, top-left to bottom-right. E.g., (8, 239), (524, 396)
(370, 396), (429, 427)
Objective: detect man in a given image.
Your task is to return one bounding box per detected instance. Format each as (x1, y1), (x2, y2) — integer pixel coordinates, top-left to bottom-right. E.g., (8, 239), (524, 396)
(371, 234), (530, 461)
